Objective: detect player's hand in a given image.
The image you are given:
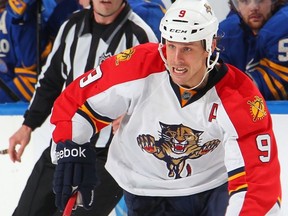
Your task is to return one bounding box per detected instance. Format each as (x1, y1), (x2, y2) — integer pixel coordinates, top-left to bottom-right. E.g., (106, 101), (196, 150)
(53, 140), (98, 211)
(8, 125), (32, 162)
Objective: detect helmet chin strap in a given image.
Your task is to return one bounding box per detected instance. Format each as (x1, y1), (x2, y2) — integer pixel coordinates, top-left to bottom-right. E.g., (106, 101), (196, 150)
(158, 42), (220, 90)
(207, 49), (219, 73)
(158, 42), (169, 70)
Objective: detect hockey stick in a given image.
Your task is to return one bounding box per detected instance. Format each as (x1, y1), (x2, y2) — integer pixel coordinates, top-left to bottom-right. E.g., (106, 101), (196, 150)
(0, 149), (8, 155)
(0, 78), (20, 102)
(62, 192), (77, 216)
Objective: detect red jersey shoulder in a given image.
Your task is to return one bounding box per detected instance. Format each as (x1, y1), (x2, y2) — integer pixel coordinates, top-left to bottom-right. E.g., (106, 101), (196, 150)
(217, 63), (263, 99)
(100, 42), (166, 81)
(216, 63), (270, 125)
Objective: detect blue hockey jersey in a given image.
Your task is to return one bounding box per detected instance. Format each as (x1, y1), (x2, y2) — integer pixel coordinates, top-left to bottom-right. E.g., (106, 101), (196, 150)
(128, 0), (167, 41)
(0, 0), (81, 102)
(218, 4), (288, 100)
(7, 0), (81, 37)
(0, 9), (45, 102)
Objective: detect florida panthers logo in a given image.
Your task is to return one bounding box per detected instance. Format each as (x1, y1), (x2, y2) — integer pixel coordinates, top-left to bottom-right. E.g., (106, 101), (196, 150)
(137, 122), (220, 179)
(247, 96), (267, 122)
(115, 48), (135, 65)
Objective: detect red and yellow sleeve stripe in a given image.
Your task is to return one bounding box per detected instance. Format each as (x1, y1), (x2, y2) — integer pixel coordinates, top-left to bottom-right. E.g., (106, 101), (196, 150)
(228, 167), (248, 196)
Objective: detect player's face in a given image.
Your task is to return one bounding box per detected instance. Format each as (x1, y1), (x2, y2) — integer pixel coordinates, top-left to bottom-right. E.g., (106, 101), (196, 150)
(92, 0), (124, 24)
(236, 0), (274, 34)
(166, 40), (208, 89)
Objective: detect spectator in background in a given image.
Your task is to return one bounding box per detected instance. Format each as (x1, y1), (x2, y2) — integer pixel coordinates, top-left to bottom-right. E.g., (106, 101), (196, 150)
(8, 0), (158, 215)
(7, 0), (82, 38)
(128, 0), (167, 40)
(161, 0), (174, 8)
(0, 0), (81, 103)
(0, 0), (49, 103)
(218, 0), (288, 100)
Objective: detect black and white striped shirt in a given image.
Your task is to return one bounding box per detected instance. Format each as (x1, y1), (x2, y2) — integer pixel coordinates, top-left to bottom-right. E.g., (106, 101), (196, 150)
(23, 3), (158, 144)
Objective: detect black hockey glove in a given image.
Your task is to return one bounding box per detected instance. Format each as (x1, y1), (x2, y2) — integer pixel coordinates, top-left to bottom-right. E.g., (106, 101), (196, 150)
(53, 140), (98, 211)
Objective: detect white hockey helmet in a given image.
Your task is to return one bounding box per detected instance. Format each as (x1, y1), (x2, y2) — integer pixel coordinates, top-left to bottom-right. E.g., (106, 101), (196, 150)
(159, 0), (219, 53)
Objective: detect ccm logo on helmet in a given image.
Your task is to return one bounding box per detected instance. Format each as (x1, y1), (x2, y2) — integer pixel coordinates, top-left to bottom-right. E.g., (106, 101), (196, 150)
(170, 29), (188, 33)
(56, 147), (86, 160)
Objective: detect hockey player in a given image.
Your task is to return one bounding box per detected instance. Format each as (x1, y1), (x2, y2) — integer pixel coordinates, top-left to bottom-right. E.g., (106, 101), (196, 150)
(0, 0), (81, 103)
(0, 0), (49, 102)
(8, 0), (158, 215)
(50, 0), (282, 215)
(218, 0), (288, 100)
(7, 0), (81, 38)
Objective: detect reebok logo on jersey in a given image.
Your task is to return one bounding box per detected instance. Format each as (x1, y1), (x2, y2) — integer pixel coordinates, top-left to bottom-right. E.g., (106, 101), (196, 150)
(56, 147), (86, 160)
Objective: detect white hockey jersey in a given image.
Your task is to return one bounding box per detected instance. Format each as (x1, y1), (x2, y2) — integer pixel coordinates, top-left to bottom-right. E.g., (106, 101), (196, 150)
(51, 43), (281, 215)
